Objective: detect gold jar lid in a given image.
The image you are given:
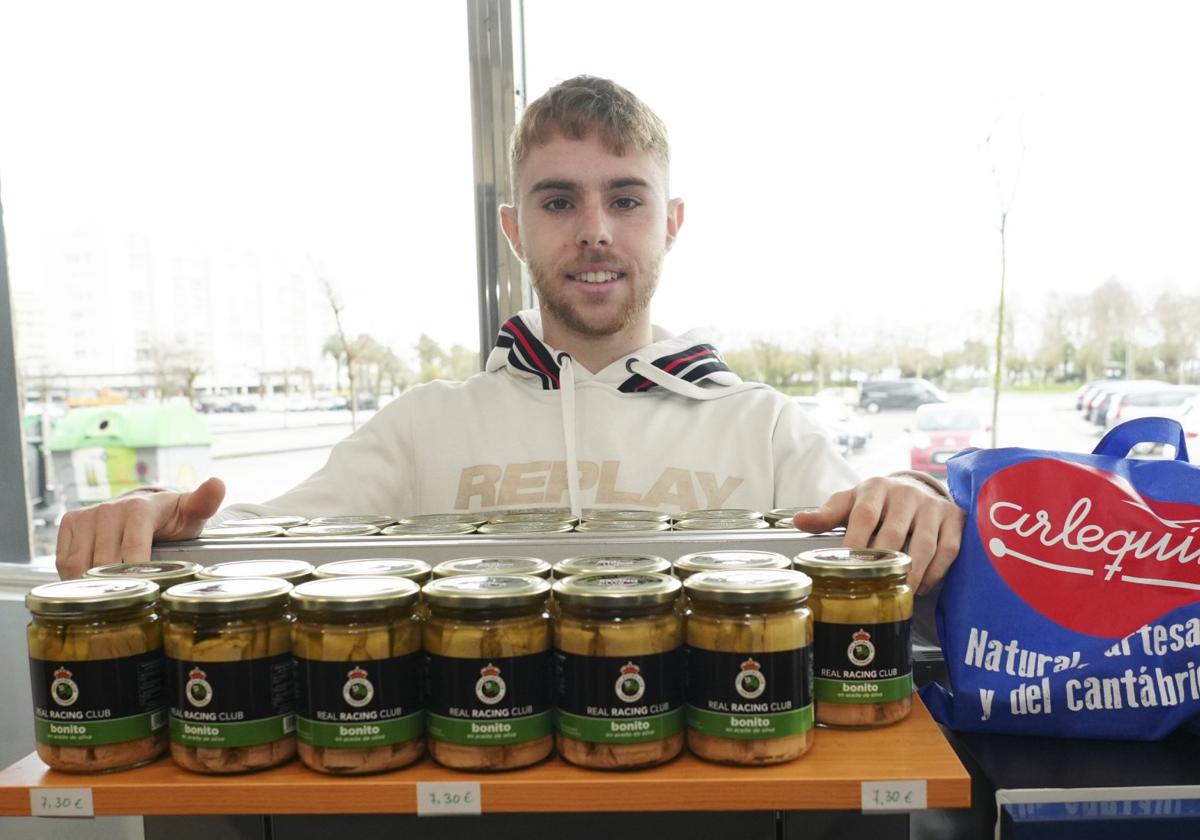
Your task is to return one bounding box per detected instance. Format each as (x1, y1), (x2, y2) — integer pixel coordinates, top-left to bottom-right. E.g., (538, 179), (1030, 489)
(553, 554), (672, 579)
(286, 523), (382, 537)
(764, 506), (819, 524)
(553, 573), (680, 611)
(313, 558), (432, 583)
(196, 558), (315, 583)
(200, 524), (286, 539)
(581, 509), (672, 524)
(477, 521), (574, 535)
(161, 578), (292, 615)
(673, 549), (792, 580)
(233, 515), (309, 529)
(678, 508), (762, 521)
(85, 560), (201, 588)
(291, 576), (420, 614)
(395, 513), (488, 528)
(793, 547), (912, 579)
(307, 515), (396, 527)
(433, 556), (552, 579)
(381, 522), (478, 536)
(575, 519), (671, 533)
(487, 510), (579, 526)
(27, 578), (159, 616)
(674, 518), (770, 531)
(684, 568), (812, 606)
(423, 574), (550, 611)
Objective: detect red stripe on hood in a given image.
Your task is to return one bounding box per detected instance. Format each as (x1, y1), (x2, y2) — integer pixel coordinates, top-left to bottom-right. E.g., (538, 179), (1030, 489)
(636, 347), (714, 391)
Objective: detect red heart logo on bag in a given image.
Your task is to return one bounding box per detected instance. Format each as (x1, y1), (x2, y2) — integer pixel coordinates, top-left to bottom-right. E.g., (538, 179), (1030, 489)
(976, 459), (1200, 638)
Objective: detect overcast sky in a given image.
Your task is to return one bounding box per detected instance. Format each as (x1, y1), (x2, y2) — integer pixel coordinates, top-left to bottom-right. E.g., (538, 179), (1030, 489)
(3, 1), (1199, 358)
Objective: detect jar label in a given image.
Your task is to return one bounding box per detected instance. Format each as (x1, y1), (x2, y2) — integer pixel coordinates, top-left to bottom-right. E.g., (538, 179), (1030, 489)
(554, 649), (685, 743)
(813, 619), (912, 703)
(167, 653), (295, 747)
(295, 653), (424, 748)
(30, 651), (166, 746)
(685, 646), (814, 739)
(425, 651), (553, 745)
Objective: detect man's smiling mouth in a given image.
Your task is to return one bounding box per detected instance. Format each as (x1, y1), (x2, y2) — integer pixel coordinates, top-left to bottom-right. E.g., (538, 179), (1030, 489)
(567, 271), (625, 284)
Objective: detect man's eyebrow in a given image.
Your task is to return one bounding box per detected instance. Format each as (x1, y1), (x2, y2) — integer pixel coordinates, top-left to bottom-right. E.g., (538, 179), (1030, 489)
(605, 177), (652, 191)
(529, 179), (578, 194)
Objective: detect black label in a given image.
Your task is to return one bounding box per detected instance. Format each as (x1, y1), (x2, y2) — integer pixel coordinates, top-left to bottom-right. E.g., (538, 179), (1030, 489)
(686, 646), (812, 713)
(30, 651), (165, 722)
(168, 653), (295, 723)
(813, 619), (912, 682)
(296, 653), (422, 723)
(554, 649), (684, 718)
(425, 651), (553, 721)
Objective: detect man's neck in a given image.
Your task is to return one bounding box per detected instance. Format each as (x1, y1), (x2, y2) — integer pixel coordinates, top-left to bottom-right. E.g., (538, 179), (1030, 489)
(540, 314), (653, 374)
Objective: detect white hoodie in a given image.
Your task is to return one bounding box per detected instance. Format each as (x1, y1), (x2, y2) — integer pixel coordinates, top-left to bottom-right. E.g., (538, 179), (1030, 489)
(216, 310), (859, 522)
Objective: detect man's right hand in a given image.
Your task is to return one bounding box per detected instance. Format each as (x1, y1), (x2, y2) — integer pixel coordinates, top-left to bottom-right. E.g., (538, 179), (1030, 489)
(55, 477), (226, 580)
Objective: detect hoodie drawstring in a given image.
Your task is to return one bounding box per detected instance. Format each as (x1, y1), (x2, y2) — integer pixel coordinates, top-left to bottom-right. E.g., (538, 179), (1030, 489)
(626, 358), (754, 401)
(557, 354), (583, 518)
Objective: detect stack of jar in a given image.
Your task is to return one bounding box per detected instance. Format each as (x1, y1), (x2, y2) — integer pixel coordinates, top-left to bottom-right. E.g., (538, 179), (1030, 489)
(24, 546), (913, 774)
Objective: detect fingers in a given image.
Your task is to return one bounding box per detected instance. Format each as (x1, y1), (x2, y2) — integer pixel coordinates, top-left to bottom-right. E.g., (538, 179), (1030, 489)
(842, 478), (887, 548)
(920, 507), (965, 595)
(91, 504), (125, 568)
(167, 477), (226, 539)
(55, 515), (76, 579)
(118, 497), (158, 564)
(905, 501), (942, 593)
(62, 514), (96, 582)
(792, 489), (853, 534)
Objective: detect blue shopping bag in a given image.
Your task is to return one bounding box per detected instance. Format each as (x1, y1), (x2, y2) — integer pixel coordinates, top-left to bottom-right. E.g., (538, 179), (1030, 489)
(921, 417), (1200, 739)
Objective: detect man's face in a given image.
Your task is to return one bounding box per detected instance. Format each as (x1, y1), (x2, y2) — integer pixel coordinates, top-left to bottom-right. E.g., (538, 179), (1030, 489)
(501, 131), (683, 340)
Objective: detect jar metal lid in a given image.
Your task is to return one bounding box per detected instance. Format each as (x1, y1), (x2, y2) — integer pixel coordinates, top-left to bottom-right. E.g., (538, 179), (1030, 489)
(423, 574), (550, 610)
(161, 577), (293, 614)
(674, 518), (770, 531)
(553, 554), (672, 579)
(307, 515), (396, 527)
(773, 519), (798, 529)
(396, 513), (488, 528)
(673, 550), (793, 580)
(487, 511), (579, 526)
(291, 576), (420, 613)
(313, 558), (432, 582)
(477, 521), (574, 535)
(381, 522), (478, 537)
(581, 509), (672, 524)
(433, 556), (552, 579)
(684, 568), (813, 605)
(286, 524), (382, 537)
(678, 508), (762, 521)
(764, 507), (819, 524)
(27, 578), (159, 615)
(85, 560), (201, 588)
(233, 515), (309, 529)
(196, 559), (315, 583)
(575, 520), (671, 533)
(793, 547), (912, 579)
(553, 572), (680, 610)
(200, 524), (285, 539)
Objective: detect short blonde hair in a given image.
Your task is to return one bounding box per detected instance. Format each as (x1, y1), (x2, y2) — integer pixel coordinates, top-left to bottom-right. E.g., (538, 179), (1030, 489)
(509, 75), (670, 192)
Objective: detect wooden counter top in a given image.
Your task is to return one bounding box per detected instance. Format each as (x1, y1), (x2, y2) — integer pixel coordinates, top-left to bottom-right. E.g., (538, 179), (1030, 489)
(0, 697), (968, 816)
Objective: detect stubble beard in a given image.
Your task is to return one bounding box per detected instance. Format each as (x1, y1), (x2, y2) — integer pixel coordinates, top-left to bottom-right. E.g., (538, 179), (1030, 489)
(528, 252), (662, 338)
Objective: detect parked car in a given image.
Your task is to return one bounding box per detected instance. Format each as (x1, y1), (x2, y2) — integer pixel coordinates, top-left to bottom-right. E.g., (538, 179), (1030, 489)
(1105, 386), (1200, 429)
(859, 378), (947, 413)
(794, 396), (870, 454)
(1087, 380), (1169, 426)
(909, 403), (988, 476)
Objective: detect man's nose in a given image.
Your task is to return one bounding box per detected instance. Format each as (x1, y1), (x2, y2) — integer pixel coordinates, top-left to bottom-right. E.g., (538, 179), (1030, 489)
(576, 203), (612, 248)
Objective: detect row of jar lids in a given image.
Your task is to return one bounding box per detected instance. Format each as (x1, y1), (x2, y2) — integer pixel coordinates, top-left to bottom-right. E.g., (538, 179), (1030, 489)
(197, 507), (821, 539)
(29, 548), (911, 615)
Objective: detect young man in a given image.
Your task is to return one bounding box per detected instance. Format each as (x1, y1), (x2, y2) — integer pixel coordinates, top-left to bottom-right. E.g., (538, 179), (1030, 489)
(55, 76), (963, 592)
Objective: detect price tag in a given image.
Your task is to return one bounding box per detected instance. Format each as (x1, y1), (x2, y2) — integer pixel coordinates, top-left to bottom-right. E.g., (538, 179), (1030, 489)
(861, 779), (927, 812)
(417, 782), (482, 816)
(29, 788), (94, 818)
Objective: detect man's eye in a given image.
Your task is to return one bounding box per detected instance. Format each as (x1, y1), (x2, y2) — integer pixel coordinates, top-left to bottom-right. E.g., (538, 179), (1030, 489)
(613, 197), (642, 210)
(543, 198), (572, 211)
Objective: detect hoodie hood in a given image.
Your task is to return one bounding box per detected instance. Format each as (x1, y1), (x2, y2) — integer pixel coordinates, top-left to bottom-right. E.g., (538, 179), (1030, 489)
(486, 308), (749, 394)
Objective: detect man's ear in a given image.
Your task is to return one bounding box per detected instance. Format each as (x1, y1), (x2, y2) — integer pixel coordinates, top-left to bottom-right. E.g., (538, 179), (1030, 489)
(664, 197), (685, 252)
(499, 204), (524, 261)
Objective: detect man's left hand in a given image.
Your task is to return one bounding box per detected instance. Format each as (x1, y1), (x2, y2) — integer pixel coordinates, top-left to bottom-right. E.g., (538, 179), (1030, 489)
(793, 476), (965, 595)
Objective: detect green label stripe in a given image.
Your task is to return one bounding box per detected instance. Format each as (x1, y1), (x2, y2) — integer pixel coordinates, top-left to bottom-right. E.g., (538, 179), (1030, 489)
(297, 712), (424, 748)
(686, 704), (813, 739)
(36, 708), (164, 746)
(427, 710), (552, 746)
(555, 708), (683, 744)
(170, 714), (294, 748)
(814, 673), (912, 703)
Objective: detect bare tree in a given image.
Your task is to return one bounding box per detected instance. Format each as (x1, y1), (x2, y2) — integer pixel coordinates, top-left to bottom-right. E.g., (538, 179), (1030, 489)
(314, 268), (359, 429)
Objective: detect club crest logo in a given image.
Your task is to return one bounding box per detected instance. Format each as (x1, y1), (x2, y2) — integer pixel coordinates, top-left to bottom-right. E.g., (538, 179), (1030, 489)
(615, 662), (646, 703)
(848, 630), (876, 667)
(50, 666), (79, 707)
(475, 663), (506, 705)
(186, 666), (213, 708)
(734, 658), (766, 699)
(343, 666), (374, 708)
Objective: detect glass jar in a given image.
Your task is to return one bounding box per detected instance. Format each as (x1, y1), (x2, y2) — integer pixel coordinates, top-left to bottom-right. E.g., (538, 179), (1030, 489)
(161, 578), (296, 773)
(423, 575), (554, 770)
(793, 548), (914, 727)
(26, 579), (168, 772)
(432, 556), (552, 580)
(291, 577), (424, 774)
(552, 554), (672, 580)
(684, 569), (814, 765)
(196, 558), (314, 584)
(553, 573), (684, 770)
